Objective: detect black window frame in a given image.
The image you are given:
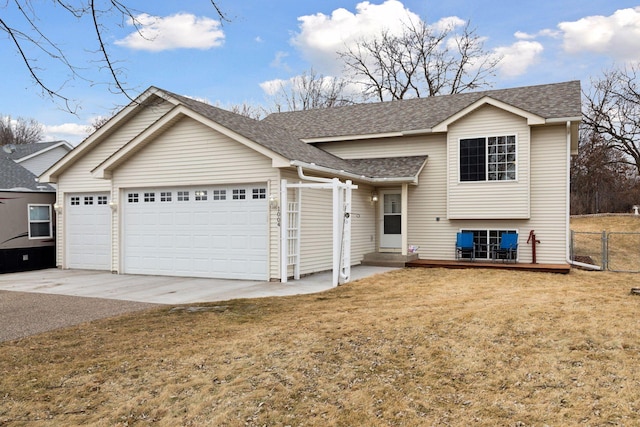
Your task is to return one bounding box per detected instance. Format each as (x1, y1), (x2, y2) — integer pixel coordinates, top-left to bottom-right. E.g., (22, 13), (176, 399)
(460, 135), (517, 182)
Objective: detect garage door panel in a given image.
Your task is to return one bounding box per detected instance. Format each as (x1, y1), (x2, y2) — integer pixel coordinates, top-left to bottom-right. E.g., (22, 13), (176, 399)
(123, 185), (268, 280)
(66, 193), (111, 270)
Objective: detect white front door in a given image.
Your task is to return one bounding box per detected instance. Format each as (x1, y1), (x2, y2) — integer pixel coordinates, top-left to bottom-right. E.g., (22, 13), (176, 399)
(380, 190), (402, 249)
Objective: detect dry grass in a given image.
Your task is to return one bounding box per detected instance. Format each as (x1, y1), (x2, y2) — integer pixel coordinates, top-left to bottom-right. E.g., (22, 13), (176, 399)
(2, 266), (640, 426)
(571, 215), (640, 271)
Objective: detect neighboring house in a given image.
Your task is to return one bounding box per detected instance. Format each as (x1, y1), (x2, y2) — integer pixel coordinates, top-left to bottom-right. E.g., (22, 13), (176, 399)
(40, 81), (581, 283)
(1, 141), (72, 273)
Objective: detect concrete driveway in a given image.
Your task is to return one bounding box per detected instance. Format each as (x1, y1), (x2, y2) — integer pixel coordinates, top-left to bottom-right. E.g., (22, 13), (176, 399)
(0, 266), (397, 342)
(0, 266), (396, 304)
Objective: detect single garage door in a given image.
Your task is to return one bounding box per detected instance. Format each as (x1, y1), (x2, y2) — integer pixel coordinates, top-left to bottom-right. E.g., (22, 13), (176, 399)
(66, 193), (111, 270)
(123, 184), (268, 280)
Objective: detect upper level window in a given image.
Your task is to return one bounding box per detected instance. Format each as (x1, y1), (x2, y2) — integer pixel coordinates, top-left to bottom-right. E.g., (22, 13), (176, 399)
(28, 204), (52, 239)
(460, 135), (516, 182)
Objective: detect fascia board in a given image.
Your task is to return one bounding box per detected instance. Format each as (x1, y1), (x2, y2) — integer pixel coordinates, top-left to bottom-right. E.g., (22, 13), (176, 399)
(301, 131), (404, 143)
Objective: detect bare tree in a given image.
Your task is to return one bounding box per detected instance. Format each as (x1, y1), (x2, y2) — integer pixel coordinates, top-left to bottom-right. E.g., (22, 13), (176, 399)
(571, 125), (640, 214)
(0, 1), (227, 112)
(227, 103), (266, 120)
(339, 19), (500, 101)
(0, 115), (44, 145)
(583, 65), (640, 175)
(267, 68), (355, 112)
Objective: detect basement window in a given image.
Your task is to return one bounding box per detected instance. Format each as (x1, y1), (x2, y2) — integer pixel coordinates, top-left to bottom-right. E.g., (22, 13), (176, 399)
(28, 204), (52, 239)
(461, 229), (517, 259)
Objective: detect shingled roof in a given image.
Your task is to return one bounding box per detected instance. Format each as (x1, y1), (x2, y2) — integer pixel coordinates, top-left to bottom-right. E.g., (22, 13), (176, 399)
(261, 80), (582, 140)
(0, 156), (54, 191)
(160, 81), (580, 181)
(5, 141), (68, 161)
(165, 90), (429, 181)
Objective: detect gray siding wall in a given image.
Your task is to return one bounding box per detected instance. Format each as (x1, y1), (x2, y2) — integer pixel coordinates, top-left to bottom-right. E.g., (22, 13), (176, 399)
(0, 191), (56, 249)
(21, 146), (70, 177)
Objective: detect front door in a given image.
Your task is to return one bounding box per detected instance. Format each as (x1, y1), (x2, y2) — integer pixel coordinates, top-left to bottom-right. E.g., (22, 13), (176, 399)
(380, 190), (402, 249)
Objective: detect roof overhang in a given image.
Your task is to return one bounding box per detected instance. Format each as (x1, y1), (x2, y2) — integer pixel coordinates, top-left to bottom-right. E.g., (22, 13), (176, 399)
(290, 158), (426, 185)
(432, 96), (546, 132)
(92, 104), (290, 179)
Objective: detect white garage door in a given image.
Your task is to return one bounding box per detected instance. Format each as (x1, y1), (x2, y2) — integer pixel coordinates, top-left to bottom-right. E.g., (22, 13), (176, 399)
(123, 185), (268, 280)
(66, 193), (111, 270)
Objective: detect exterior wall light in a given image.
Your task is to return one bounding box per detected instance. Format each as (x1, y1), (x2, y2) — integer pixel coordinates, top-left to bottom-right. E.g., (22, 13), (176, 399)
(371, 191), (379, 202)
(269, 194), (279, 210)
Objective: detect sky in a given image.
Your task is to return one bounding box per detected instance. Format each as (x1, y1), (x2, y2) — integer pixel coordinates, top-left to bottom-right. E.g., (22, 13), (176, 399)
(1, 0), (639, 145)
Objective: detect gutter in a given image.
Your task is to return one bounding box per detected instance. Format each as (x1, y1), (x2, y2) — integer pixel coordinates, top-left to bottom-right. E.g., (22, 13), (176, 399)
(290, 160), (419, 185)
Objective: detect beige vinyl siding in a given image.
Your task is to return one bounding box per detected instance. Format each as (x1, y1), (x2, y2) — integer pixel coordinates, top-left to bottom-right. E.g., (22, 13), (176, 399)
(111, 117), (279, 276)
(55, 100), (174, 269)
(57, 101), (174, 192)
(447, 105), (530, 219)
(405, 140), (448, 259)
(527, 125), (569, 264)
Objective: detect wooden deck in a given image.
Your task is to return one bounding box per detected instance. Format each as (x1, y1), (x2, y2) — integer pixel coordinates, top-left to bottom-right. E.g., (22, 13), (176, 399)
(405, 259), (571, 274)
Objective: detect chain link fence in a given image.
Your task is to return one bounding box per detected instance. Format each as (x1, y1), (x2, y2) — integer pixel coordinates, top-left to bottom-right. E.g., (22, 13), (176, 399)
(570, 230), (640, 272)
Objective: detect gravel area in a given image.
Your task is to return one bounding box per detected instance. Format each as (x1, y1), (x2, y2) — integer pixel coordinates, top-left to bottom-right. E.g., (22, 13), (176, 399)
(0, 290), (161, 342)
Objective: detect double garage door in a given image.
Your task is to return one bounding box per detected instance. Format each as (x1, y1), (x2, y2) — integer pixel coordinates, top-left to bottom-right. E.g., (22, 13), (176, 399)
(66, 184), (268, 280)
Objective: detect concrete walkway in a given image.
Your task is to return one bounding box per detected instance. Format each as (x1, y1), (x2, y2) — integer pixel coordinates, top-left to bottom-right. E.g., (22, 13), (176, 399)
(0, 266), (397, 304)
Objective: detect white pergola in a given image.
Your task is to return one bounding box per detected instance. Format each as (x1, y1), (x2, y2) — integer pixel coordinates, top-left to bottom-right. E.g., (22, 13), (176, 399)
(280, 167), (358, 287)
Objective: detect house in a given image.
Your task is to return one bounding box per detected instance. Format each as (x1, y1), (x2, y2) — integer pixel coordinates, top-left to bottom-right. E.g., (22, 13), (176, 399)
(1, 141), (72, 273)
(40, 81), (581, 284)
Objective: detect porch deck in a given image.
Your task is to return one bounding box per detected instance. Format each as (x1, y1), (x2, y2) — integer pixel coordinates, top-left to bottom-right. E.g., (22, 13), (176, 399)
(405, 259), (571, 274)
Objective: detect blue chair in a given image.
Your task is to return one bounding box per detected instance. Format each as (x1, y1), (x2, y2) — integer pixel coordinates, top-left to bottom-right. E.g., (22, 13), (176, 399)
(455, 232), (475, 261)
(494, 233), (518, 262)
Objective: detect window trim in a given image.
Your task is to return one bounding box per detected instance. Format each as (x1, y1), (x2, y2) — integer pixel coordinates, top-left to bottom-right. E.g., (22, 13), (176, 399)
(459, 134), (518, 183)
(28, 204), (53, 240)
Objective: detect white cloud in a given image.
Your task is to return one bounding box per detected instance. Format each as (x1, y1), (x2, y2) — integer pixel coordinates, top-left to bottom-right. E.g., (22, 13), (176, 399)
(259, 78), (286, 96)
(557, 7), (640, 61)
(43, 122), (91, 145)
(291, 0), (424, 73)
(115, 13), (225, 51)
(494, 41), (544, 78)
(270, 51), (291, 71)
(432, 16), (465, 32)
